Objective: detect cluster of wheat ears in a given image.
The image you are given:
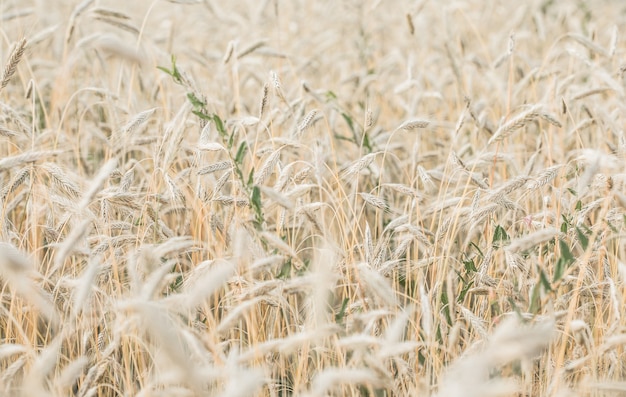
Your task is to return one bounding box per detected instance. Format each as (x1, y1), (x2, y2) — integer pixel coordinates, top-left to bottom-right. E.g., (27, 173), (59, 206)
(1, 0), (626, 396)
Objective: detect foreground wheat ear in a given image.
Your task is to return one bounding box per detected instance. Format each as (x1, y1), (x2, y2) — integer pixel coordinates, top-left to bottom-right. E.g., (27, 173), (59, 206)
(0, 1), (625, 396)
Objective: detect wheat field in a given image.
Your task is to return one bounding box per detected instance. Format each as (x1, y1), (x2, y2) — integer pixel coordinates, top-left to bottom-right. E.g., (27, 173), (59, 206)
(1, 0), (626, 396)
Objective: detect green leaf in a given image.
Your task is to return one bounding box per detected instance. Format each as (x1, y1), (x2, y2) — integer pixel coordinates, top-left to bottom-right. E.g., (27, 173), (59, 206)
(463, 259), (477, 273)
(469, 242), (484, 257)
(575, 200), (582, 211)
(235, 141), (248, 165)
(212, 114), (226, 137)
(559, 239), (574, 264)
(553, 257), (566, 283)
(529, 282), (541, 314)
(441, 287), (452, 326)
(187, 92), (206, 109)
(335, 298), (350, 324)
(251, 185), (262, 211)
(492, 225), (509, 247)
(192, 110), (212, 120)
(362, 131), (372, 152)
(458, 280), (473, 303)
(251, 185), (264, 228)
(553, 239), (575, 283)
(276, 259), (291, 279)
(538, 268), (552, 292)
(341, 112), (356, 134)
(247, 168), (255, 188)
(157, 55), (183, 85)
(507, 297), (524, 320)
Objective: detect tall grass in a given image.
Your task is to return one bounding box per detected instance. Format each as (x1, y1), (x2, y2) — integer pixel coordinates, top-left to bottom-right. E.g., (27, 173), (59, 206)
(1, 0), (626, 395)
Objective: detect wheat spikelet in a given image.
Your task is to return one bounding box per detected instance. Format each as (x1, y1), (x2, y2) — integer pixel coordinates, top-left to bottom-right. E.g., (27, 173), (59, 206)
(2, 355), (27, 391)
(285, 183), (315, 200)
(397, 118), (430, 131)
(417, 165), (437, 192)
(271, 71), (287, 103)
(212, 171), (231, 197)
(24, 76), (32, 97)
(254, 148), (281, 185)
(395, 224), (432, 247)
(297, 109), (319, 134)
(198, 141), (226, 152)
(457, 305), (488, 338)
(56, 356), (89, 392)
(566, 32), (609, 57)
(0, 126), (19, 137)
(0, 38), (27, 92)
(78, 157), (117, 211)
(197, 161), (232, 175)
(341, 152), (378, 178)
(52, 218), (93, 274)
(364, 222), (374, 265)
(504, 249), (527, 273)
(222, 40), (235, 63)
(383, 183), (420, 198)
(274, 162), (295, 191)
(0, 150), (60, 171)
(121, 108), (156, 135)
(92, 14), (139, 35)
(293, 167), (311, 184)
(120, 168), (135, 192)
(236, 39), (266, 60)
(405, 13), (415, 35)
(489, 105), (541, 144)
(506, 227), (561, 253)
(495, 175), (531, 196)
(307, 368), (386, 396)
(258, 186), (294, 210)
(527, 164), (562, 190)
(476, 248), (497, 287)
(260, 231), (301, 266)
(259, 82), (269, 117)
(359, 192), (390, 212)
(1, 167), (30, 199)
(43, 163), (81, 199)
